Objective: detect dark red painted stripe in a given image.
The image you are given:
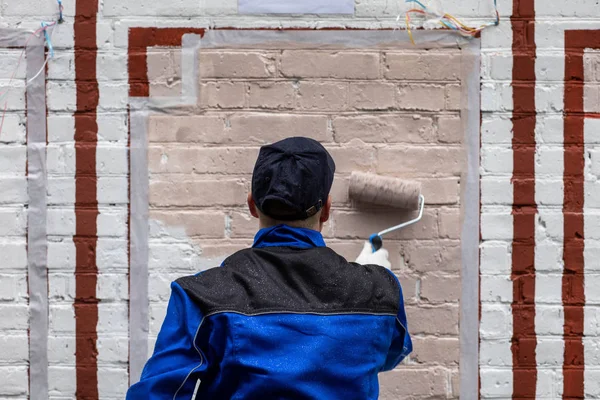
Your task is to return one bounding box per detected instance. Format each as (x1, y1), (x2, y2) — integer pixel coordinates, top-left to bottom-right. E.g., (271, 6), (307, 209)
(74, 0), (99, 398)
(562, 30), (600, 400)
(510, 0), (537, 397)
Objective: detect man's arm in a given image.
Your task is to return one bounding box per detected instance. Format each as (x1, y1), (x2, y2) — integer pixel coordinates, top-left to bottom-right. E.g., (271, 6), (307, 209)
(381, 282), (413, 371)
(126, 282), (208, 400)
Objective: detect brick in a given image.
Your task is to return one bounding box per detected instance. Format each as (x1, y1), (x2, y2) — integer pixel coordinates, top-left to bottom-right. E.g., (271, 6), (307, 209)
(0, 177), (26, 204)
(149, 81), (182, 98)
(420, 178), (460, 205)
(437, 116), (463, 143)
(480, 340), (512, 367)
(150, 210), (225, 238)
(439, 208), (461, 239)
(397, 84), (445, 111)
(147, 49), (181, 82)
(0, 241), (27, 270)
(48, 177), (75, 205)
(481, 177), (513, 205)
(97, 239), (128, 271)
(48, 273), (75, 301)
(0, 146), (26, 174)
(97, 208), (128, 237)
(401, 241), (461, 274)
(280, 51), (380, 79)
(150, 178), (247, 207)
(298, 81), (348, 111)
(230, 211), (258, 238)
(325, 142), (376, 173)
(480, 304), (511, 339)
(46, 82), (76, 112)
(327, 240), (404, 270)
(148, 243), (208, 274)
(103, 0), (200, 16)
(0, 304), (28, 330)
(97, 177), (129, 205)
(200, 82), (246, 109)
(47, 144), (76, 175)
(0, 274), (27, 301)
(349, 82), (396, 110)
(481, 212), (513, 240)
(148, 146), (258, 174)
(0, 366), (28, 395)
(229, 114), (330, 143)
(149, 302), (169, 335)
(97, 273), (128, 301)
(332, 209), (438, 240)
(333, 115), (434, 143)
(0, 113), (26, 144)
(385, 52), (461, 81)
(411, 337), (460, 365)
(481, 146), (512, 174)
(377, 146), (463, 175)
(98, 367), (130, 397)
(200, 51), (276, 78)
(97, 304), (128, 333)
(149, 115), (226, 143)
(479, 369), (512, 398)
(248, 81), (295, 109)
(379, 368), (448, 398)
(48, 115), (75, 143)
(329, 176), (350, 205)
(0, 50), (26, 80)
(98, 337), (129, 363)
(445, 84), (462, 110)
(0, 82), (25, 111)
(450, 369), (460, 398)
(395, 272), (418, 303)
(97, 53), (129, 82)
(480, 242), (511, 275)
(406, 305), (459, 335)
(0, 208), (26, 236)
(420, 274), (461, 303)
(0, 335), (28, 363)
(48, 366), (75, 397)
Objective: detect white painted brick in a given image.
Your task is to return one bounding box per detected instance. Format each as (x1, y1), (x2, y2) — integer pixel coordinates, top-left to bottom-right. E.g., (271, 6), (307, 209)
(102, 0), (201, 16)
(49, 305), (75, 334)
(0, 274), (27, 301)
(585, 370), (600, 399)
(97, 208), (128, 237)
(199, 0), (238, 15)
(47, 208), (75, 236)
(537, 115), (564, 145)
(536, 369), (556, 398)
(0, 366), (28, 396)
(149, 302), (169, 336)
(536, 53), (566, 81)
(0, 82), (25, 110)
(479, 368), (512, 398)
(97, 303), (128, 333)
(481, 212), (513, 240)
(97, 238), (128, 271)
(149, 273), (180, 302)
(97, 52), (128, 81)
(48, 273), (75, 301)
(0, 146), (26, 175)
(0, 113), (26, 144)
(47, 336), (76, 364)
(536, 146), (564, 177)
(0, 304), (28, 330)
(47, 82), (77, 112)
(98, 367), (129, 398)
(97, 145), (128, 175)
(0, 177), (27, 204)
(47, 51), (75, 81)
(480, 242), (511, 276)
(586, 306), (600, 336)
(535, 274), (563, 305)
(47, 144), (76, 175)
(0, 50), (26, 79)
(48, 239), (75, 271)
(149, 242), (210, 274)
(481, 146), (512, 174)
(481, 82), (512, 112)
(536, 305), (564, 336)
(0, 335), (28, 363)
(481, 116), (512, 144)
(488, 52), (512, 80)
(47, 114), (75, 143)
(97, 177), (128, 204)
(0, 240), (27, 270)
(97, 336), (129, 363)
(536, 0), (600, 17)
(536, 339), (564, 367)
(0, 207), (26, 236)
(97, 273), (128, 301)
(537, 210), (562, 242)
(98, 83), (129, 111)
(480, 340), (512, 367)
(48, 366), (76, 398)
(480, 304), (512, 339)
(481, 177), (513, 205)
(536, 241), (564, 272)
(536, 179), (564, 206)
(585, 243), (600, 272)
(48, 177), (75, 205)
(97, 113), (128, 142)
(536, 84), (564, 113)
(480, 275), (512, 304)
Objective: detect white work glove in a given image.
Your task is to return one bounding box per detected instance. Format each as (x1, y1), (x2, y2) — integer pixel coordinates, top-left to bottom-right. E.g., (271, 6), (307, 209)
(355, 241), (392, 270)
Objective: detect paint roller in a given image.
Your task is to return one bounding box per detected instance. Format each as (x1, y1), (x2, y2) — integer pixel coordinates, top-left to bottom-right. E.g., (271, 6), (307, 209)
(348, 171), (425, 252)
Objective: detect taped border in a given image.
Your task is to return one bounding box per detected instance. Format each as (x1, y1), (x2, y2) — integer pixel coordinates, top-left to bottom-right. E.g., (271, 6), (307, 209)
(0, 28), (48, 399)
(127, 30), (481, 398)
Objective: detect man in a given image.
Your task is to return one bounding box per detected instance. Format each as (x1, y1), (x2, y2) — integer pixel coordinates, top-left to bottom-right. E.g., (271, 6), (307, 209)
(127, 137), (412, 399)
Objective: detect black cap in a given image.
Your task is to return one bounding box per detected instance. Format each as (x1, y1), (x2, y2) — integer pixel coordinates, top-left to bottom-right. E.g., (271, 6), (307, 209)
(252, 137), (336, 221)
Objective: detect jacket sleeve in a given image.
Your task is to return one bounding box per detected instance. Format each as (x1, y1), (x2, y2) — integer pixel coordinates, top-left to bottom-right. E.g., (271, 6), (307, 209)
(126, 281), (208, 400)
(381, 276), (413, 371)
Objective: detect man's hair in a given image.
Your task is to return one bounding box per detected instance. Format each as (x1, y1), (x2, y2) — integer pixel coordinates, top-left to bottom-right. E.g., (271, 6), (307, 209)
(258, 200), (321, 229)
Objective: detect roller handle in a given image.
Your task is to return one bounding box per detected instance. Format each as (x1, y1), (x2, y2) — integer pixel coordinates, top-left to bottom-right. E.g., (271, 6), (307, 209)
(369, 234), (383, 253)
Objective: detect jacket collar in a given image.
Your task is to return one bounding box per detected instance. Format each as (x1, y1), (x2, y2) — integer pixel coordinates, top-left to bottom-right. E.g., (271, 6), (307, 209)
(252, 224), (326, 249)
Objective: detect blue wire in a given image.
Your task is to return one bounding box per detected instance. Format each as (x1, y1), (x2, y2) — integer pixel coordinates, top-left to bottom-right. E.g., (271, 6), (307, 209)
(405, 0), (427, 10)
(41, 22), (54, 58)
(57, 0), (64, 23)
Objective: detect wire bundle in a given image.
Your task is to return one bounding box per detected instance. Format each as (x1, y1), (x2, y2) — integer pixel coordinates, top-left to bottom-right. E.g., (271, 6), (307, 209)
(403, 0), (500, 44)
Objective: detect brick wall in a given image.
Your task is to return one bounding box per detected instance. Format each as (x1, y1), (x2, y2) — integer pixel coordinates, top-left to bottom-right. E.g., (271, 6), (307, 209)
(146, 45), (464, 398)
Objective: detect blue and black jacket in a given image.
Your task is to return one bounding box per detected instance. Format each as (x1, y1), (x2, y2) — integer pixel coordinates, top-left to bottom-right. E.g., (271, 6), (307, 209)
(126, 225), (412, 399)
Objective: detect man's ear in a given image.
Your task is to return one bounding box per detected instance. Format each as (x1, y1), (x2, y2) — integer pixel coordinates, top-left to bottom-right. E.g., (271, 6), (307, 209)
(247, 193), (260, 219)
(319, 196), (332, 223)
